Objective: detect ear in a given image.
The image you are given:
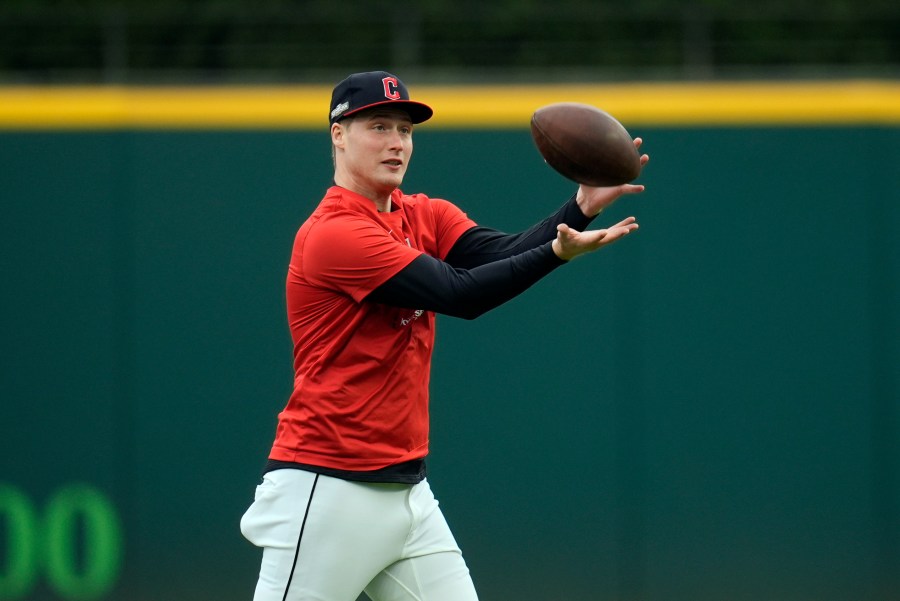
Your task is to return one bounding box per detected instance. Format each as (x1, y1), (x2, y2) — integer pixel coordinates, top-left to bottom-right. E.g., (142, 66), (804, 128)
(331, 122), (346, 149)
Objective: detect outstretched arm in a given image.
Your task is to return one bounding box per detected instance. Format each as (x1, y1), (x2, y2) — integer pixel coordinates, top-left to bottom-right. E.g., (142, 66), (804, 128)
(366, 242), (564, 320)
(443, 195), (591, 269)
(367, 138), (650, 318)
(445, 137), (649, 267)
(368, 213), (639, 319)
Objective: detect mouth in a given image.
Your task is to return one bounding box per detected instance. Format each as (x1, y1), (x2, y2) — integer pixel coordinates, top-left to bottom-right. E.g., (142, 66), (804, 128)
(382, 158), (403, 170)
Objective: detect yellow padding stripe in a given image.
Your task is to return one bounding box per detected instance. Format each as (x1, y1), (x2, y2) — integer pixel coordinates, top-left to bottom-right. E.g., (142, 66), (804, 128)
(0, 81), (898, 129)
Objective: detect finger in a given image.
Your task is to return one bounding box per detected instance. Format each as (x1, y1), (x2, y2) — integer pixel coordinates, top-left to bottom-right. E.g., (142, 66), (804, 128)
(604, 219), (639, 236)
(607, 219), (638, 234)
(640, 153), (650, 166)
(620, 184), (646, 195)
(633, 137), (643, 150)
(599, 223), (639, 245)
(611, 216), (637, 228)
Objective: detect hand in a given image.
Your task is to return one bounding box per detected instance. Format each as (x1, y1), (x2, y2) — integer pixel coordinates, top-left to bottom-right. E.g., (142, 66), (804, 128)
(576, 138), (650, 217)
(551, 217), (639, 261)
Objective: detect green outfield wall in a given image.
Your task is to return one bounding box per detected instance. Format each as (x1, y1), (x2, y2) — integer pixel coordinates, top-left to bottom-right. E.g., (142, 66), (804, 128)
(1, 83), (899, 601)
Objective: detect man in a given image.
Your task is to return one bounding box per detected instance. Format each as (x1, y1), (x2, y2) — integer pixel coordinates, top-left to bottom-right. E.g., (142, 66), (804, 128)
(240, 71), (649, 601)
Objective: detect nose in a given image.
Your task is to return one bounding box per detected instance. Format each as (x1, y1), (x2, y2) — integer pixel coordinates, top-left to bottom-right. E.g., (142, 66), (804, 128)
(387, 128), (404, 149)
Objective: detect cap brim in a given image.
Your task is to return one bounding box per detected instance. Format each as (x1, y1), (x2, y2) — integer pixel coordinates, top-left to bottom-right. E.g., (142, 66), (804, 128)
(341, 100), (434, 124)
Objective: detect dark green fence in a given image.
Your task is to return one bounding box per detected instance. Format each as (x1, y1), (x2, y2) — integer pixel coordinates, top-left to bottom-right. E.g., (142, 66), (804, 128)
(1, 4), (899, 83)
(1, 124), (898, 600)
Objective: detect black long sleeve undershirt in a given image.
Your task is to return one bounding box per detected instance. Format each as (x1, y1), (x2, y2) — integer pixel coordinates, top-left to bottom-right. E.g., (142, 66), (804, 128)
(365, 195), (596, 320)
(444, 193), (593, 268)
(367, 243), (565, 320)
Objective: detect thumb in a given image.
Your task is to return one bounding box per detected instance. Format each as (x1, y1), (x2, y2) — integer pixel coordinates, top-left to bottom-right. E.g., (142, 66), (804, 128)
(552, 223), (575, 260)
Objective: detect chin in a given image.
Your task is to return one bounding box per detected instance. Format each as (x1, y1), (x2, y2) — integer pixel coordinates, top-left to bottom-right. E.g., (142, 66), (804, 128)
(380, 174), (405, 190)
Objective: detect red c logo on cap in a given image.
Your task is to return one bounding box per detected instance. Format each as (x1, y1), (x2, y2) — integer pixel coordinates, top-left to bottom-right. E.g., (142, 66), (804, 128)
(383, 77), (401, 100)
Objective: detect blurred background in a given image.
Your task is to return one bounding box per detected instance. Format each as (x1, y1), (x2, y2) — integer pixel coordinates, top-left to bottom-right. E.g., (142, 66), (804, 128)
(0, 0), (898, 84)
(1, 1), (898, 601)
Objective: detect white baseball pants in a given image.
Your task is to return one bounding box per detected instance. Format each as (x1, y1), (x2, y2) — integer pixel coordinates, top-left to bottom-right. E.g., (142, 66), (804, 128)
(240, 469), (479, 601)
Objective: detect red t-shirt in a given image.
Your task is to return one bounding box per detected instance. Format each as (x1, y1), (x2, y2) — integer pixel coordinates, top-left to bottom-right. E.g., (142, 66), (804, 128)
(269, 186), (476, 471)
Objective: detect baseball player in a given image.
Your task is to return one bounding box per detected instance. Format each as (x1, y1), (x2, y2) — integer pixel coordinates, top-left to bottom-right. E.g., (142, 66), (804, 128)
(240, 71), (649, 601)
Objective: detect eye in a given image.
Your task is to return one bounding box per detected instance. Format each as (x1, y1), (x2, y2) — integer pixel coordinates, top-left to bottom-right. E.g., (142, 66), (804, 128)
(400, 126), (412, 135)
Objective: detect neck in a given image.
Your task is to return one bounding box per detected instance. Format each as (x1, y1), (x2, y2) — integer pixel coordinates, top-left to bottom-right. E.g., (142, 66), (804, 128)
(333, 174), (392, 212)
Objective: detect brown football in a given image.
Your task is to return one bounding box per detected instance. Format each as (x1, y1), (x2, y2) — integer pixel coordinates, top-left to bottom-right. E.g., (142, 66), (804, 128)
(530, 102), (641, 187)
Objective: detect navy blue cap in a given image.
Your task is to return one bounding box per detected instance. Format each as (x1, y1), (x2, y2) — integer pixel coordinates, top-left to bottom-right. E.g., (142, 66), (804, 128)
(329, 71), (433, 125)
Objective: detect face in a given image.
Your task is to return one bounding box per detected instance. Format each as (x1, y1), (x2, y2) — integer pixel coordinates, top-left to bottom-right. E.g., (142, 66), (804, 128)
(332, 107), (414, 202)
